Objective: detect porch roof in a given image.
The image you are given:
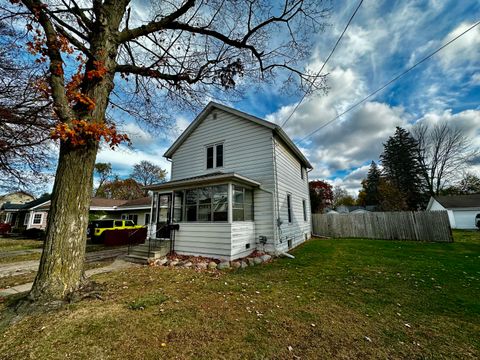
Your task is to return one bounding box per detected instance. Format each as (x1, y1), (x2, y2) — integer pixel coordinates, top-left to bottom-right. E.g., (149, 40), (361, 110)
(145, 172), (261, 191)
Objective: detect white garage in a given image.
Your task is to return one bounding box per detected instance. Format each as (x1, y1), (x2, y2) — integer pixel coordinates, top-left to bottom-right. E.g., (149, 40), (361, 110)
(426, 195), (480, 230)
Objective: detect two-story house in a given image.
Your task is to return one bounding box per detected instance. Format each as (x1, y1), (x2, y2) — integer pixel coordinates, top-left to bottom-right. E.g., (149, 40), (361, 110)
(132, 102), (312, 261)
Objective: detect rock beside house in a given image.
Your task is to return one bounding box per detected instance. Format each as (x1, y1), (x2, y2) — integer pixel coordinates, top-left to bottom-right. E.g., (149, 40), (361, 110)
(150, 252), (276, 271)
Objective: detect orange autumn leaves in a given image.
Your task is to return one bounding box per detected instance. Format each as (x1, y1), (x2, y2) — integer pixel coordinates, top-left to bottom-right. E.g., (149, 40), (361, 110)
(25, 22), (129, 148)
(51, 120), (130, 149)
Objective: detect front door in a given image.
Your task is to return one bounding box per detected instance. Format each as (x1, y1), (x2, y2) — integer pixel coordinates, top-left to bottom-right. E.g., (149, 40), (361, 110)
(156, 193), (172, 239)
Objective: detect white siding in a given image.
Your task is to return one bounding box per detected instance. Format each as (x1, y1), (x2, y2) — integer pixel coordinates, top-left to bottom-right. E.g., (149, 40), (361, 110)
(171, 109), (276, 245)
(452, 210), (479, 229)
(273, 136), (311, 252)
(231, 221), (255, 259)
(174, 223), (232, 260)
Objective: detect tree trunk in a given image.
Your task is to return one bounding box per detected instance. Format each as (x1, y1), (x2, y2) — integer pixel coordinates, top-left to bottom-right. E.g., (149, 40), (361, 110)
(29, 141), (98, 303)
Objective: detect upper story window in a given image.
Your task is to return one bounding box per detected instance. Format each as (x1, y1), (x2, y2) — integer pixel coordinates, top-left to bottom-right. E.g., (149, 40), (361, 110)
(206, 143), (224, 169)
(301, 167), (304, 180)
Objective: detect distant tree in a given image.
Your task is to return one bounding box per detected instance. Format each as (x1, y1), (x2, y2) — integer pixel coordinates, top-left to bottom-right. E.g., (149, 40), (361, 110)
(309, 180), (333, 213)
(332, 185), (355, 208)
(413, 122), (479, 196)
(381, 127), (425, 210)
(377, 178), (408, 211)
(458, 172), (480, 194)
(0, 21), (53, 191)
(364, 161), (381, 206)
(96, 177), (144, 200)
(94, 163), (113, 196)
(131, 161), (167, 194)
(357, 183), (367, 207)
(440, 172), (480, 195)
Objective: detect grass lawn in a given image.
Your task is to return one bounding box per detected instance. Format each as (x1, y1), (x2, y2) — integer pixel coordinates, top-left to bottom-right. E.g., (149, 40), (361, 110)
(0, 238), (43, 252)
(1, 231), (479, 359)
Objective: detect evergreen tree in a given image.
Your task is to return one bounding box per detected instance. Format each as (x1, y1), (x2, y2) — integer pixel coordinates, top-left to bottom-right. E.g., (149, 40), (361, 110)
(380, 127), (425, 210)
(364, 161), (381, 206)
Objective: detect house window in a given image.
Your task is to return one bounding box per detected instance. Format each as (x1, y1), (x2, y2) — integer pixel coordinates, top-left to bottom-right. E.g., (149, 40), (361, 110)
(145, 213), (150, 225)
(206, 143), (224, 169)
(33, 213), (42, 225)
(184, 185), (228, 222)
(233, 186), (253, 221)
(206, 146), (214, 169)
(287, 194), (292, 223)
(302, 199), (307, 221)
(301, 167), (304, 180)
(24, 213), (30, 225)
(216, 144), (223, 167)
(128, 214), (138, 224)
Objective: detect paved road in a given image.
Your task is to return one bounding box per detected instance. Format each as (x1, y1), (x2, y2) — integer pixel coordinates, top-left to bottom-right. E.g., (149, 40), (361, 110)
(0, 248), (128, 279)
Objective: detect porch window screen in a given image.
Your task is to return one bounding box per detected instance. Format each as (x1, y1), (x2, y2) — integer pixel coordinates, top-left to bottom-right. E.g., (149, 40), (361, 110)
(24, 213), (30, 225)
(233, 186), (253, 221)
(184, 185), (228, 222)
(173, 191), (183, 222)
(186, 189), (198, 222)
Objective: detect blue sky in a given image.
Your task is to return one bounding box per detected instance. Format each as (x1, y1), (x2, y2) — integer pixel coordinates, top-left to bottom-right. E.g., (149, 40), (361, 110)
(94, 0), (480, 195)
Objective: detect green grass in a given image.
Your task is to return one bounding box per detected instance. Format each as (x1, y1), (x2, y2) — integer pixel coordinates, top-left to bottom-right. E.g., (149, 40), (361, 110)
(0, 231), (479, 359)
(0, 238), (43, 252)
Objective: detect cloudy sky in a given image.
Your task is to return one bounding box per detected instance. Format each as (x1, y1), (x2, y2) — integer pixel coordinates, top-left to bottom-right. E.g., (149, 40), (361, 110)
(94, 0), (480, 195)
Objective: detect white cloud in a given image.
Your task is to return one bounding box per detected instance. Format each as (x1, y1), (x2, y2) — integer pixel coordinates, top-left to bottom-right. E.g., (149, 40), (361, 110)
(96, 144), (171, 178)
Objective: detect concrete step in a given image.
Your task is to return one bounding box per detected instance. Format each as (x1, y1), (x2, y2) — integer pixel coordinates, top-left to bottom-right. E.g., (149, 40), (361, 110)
(124, 254), (150, 265)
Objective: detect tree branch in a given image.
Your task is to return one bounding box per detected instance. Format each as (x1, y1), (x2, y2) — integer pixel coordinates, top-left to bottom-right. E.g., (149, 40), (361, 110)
(117, 0), (196, 43)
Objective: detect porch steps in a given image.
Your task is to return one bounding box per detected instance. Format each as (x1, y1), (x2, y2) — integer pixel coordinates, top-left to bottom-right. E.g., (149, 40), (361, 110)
(124, 240), (171, 264)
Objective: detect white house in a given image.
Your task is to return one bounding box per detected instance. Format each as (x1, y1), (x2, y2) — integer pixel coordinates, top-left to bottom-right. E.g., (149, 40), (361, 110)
(426, 194), (480, 229)
(134, 102), (313, 261)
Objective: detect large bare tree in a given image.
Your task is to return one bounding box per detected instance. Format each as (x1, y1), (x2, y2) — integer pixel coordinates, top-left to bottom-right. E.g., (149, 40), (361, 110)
(413, 122), (479, 196)
(0, 21), (54, 192)
(2, 0), (329, 304)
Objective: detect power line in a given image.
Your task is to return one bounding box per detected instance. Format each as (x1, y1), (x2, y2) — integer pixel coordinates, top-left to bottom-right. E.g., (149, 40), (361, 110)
(280, 0), (364, 128)
(296, 20), (480, 144)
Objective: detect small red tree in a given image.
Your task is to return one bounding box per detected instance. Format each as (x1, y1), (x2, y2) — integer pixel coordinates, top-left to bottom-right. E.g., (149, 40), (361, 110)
(309, 180), (333, 213)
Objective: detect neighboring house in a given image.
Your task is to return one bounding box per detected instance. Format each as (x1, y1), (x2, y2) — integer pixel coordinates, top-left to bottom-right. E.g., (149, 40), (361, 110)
(142, 102), (313, 261)
(336, 205), (373, 214)
(0, 191), (35, 223)
(427, 194), (480, 229)
(1, 196), (152, 232)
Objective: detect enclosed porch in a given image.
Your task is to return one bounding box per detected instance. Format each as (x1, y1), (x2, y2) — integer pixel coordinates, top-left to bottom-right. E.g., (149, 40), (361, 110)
(145, 172), (261, 261)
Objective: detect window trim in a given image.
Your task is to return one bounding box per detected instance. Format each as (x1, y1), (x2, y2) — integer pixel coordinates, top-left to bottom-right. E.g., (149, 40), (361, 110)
(287, 194), (292, 223)
(32, 213), (43, 225)
(302, 199), (307, 222)
(24, 212), (31, 225)
(205, 142), (225, 170)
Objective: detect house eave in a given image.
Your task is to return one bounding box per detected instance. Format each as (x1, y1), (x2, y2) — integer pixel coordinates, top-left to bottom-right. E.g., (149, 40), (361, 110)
(145, 172), (261, 191)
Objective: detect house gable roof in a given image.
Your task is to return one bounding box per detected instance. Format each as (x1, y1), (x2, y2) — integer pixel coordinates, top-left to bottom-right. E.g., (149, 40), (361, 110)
(163, 102), (313, 169)
(433, 194), (480, 209)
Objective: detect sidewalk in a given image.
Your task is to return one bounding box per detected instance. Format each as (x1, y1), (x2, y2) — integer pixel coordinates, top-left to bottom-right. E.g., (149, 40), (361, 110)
(0, 258), (138, 297)
(0, 248), (127, 278)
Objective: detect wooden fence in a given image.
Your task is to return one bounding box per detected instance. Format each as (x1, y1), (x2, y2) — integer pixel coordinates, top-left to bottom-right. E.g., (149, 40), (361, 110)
(311, 211), (453, 242)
